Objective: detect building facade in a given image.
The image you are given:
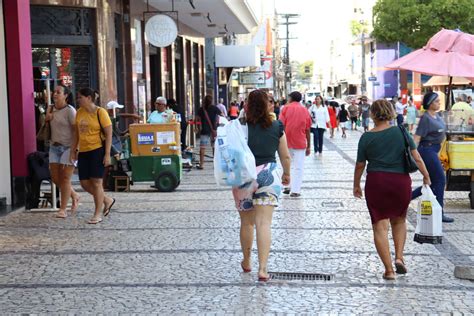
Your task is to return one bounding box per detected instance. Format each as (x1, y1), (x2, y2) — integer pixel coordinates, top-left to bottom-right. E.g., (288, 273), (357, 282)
(1, 0), (256, 210)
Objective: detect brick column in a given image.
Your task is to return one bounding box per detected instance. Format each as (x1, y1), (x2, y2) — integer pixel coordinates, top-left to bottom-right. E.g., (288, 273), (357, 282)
(4, 0), (35, 205)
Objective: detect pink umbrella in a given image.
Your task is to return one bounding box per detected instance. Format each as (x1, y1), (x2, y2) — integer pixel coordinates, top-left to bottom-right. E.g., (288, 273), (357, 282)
(386, 29), (474, 77)
(386, 29), (474, 108)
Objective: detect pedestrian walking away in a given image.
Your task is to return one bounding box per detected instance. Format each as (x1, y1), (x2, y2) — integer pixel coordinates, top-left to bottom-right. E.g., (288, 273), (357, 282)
(338, 104), (350, 138)
(46, 84), (80, 218)
(353, 99), (431, 280)
(411, 92), (454, 223)
(279, 91), (312, 197)
(327, 101), (338, 138)
(348, 98), (359, 130)
(216, 98), (228, 118)
(406, 98), (417, 133)
(359, 96), (371, 132)
(70, 88), (116, 224)
(229, 102), (240, 120)
(196, 95), (220, 169)
(309, 95), (330, 154)
(395, 97), (407, 126)
(232, 89), (291, 282)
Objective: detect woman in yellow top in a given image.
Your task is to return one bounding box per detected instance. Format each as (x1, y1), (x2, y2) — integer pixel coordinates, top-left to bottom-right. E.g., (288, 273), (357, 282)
(70, 88), (115, 224)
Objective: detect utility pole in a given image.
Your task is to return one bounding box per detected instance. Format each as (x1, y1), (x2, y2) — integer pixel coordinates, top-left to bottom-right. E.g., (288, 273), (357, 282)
(361, 31), (367, 95)
(277, 13), (299, 96)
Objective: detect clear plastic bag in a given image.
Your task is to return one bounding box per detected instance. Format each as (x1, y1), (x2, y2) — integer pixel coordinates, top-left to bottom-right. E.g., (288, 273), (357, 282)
(214, 119), (257, 187)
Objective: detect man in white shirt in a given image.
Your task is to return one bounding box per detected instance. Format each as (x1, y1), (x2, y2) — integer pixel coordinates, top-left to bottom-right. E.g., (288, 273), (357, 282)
(216, 98), (227, 118)
(395, 97), (407, 126)
(308, 96), (330, 155)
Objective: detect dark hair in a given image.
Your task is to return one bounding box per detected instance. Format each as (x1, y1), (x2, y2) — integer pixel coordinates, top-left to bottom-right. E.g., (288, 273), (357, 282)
(78, 87), (99, 104)
(341, 104), (346, 111)
(246, 89), (272, 129)
(203, 95), (213, 110)
(422, 91), (438, 110)
(56, 84), (73, 105)
(289, 91), (302, 102)
(315, 95), (324, 104)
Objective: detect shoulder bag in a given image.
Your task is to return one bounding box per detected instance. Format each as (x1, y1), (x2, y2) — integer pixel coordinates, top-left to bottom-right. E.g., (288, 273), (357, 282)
(203, 108), (218, 141)
(36, 106), (51, 141)
(97, 108), (120, 156)
(398, 125), (418, 173)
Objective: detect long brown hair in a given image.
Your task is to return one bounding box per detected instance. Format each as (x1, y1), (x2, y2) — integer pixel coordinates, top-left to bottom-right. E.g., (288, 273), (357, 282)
(203, 95), (213, 110)
(246, 89), (272, 129)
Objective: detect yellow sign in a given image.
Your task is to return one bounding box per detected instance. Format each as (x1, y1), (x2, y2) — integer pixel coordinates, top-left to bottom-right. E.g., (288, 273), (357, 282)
(421, 201), (432, 215)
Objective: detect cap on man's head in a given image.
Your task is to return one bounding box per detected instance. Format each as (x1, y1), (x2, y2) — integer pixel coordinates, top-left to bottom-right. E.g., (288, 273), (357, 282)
(288, 91), (302, 102)
(106, 101), (124, 109)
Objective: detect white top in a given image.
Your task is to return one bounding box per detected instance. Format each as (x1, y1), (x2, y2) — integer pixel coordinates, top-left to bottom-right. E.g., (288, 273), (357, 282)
(309, 104), (330, 129)
(395, 102), (407, 115)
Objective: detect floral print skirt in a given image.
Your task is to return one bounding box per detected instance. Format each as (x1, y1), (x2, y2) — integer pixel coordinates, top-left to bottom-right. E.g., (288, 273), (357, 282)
(232, 162), (282, 211)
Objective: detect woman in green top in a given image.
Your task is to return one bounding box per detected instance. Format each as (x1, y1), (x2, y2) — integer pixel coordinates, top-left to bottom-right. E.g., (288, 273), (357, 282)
(353, 99), (431, 280)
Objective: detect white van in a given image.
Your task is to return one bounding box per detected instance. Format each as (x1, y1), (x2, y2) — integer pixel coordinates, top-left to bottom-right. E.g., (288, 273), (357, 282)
(304, 90), (321, 103)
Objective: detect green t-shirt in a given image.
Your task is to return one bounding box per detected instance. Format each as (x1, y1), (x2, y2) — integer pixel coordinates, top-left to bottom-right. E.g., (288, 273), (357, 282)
(357, 126), (417, 174)
(248, 120), (284, 166)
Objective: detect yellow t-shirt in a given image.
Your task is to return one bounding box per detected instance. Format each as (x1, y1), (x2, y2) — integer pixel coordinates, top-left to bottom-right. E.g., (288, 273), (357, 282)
(76, 107), (112, 152)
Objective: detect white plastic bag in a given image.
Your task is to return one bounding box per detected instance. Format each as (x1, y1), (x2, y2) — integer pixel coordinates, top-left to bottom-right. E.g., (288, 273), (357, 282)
(214, 119), (257, 187)
(414, 185), (443, 244)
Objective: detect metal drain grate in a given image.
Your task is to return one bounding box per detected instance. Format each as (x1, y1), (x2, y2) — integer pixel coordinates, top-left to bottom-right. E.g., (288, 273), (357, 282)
(268, 272), (334, 281)
(321, 202), (343, 208)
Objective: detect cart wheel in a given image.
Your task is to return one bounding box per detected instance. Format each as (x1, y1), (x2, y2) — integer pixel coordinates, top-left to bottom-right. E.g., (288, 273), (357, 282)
(155, 171), (178, 192)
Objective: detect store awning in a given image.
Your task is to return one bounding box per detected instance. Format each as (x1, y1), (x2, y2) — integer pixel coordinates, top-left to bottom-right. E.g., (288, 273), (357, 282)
(145, 0), (258, 38)
(215, 45), (260, 67)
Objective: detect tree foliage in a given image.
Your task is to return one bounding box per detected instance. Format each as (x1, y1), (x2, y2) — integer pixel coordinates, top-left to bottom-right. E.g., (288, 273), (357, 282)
(372, 0), (474, 48)
(297, 61), (314, 81)
(351, 20), (369, 37)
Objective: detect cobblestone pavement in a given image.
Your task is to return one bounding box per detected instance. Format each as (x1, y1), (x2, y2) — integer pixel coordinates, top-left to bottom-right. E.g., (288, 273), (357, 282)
(0, 129), (473, 314)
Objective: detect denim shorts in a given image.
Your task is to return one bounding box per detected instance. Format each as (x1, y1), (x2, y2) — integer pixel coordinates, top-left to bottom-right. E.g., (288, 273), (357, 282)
(200, 135), (211, 147)
(49, 145), (72, 166)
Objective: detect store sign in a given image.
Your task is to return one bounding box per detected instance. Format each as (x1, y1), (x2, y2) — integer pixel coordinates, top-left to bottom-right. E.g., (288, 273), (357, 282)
(145, 14), (178, 48)
(137, 133), (154, 145)
(373, 82), (380, 86)
(239, 72), (265, 85)
(368, 76), (377, 81)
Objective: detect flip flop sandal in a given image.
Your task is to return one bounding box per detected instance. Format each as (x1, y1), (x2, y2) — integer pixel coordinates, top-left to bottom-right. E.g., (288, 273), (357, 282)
(87, 217), (103, 224)
(103, 198), (116, 217)
(55, 211), (67, 219)
(382, 271), (396, 280)
(395, 260), (407, 274)
(70, 196), (80, 214)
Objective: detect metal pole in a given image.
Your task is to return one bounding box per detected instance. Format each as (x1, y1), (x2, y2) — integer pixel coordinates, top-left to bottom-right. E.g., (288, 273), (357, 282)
(361, 32), (366, 95)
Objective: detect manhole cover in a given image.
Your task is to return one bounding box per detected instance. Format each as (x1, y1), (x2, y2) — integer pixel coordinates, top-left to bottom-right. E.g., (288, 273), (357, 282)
(321, 202), (343, 208)
(268, 272), (334, 281)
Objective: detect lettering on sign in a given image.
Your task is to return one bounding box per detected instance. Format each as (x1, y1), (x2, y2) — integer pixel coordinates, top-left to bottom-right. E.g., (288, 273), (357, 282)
(137, 133), (154, 145)
(145, 15), (178, 48)
(421, 201), (432, 215)
(161, 158), (172, 165)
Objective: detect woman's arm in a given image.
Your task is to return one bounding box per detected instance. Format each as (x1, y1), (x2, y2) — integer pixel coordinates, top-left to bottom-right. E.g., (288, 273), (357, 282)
(277, 133), (291, 186)
(413, 134), (421, 145)
(353, 161), (366, 198)
(70, 124), (79, 164)
(103, 125), (112, 166)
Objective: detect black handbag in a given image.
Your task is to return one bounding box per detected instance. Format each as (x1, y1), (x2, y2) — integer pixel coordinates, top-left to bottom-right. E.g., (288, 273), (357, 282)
(398, 125), (418, 173)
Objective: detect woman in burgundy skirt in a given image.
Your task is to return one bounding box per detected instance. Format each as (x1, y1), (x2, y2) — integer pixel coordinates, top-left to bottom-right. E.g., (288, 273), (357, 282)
(353, 99), (431, 280)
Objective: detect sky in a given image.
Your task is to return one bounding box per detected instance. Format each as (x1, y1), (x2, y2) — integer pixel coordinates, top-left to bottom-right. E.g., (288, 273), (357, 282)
(273, 0), (353, 63)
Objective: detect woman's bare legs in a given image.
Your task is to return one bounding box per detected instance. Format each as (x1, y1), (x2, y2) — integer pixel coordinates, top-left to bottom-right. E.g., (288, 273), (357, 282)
(239, 210), (256, 271)
(80, 178), (112, 223)
(50, 164), (79, 217)
(390, 216), (407, 265)
(254, 205), (274, 279)
(372, 219), (395, 278)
